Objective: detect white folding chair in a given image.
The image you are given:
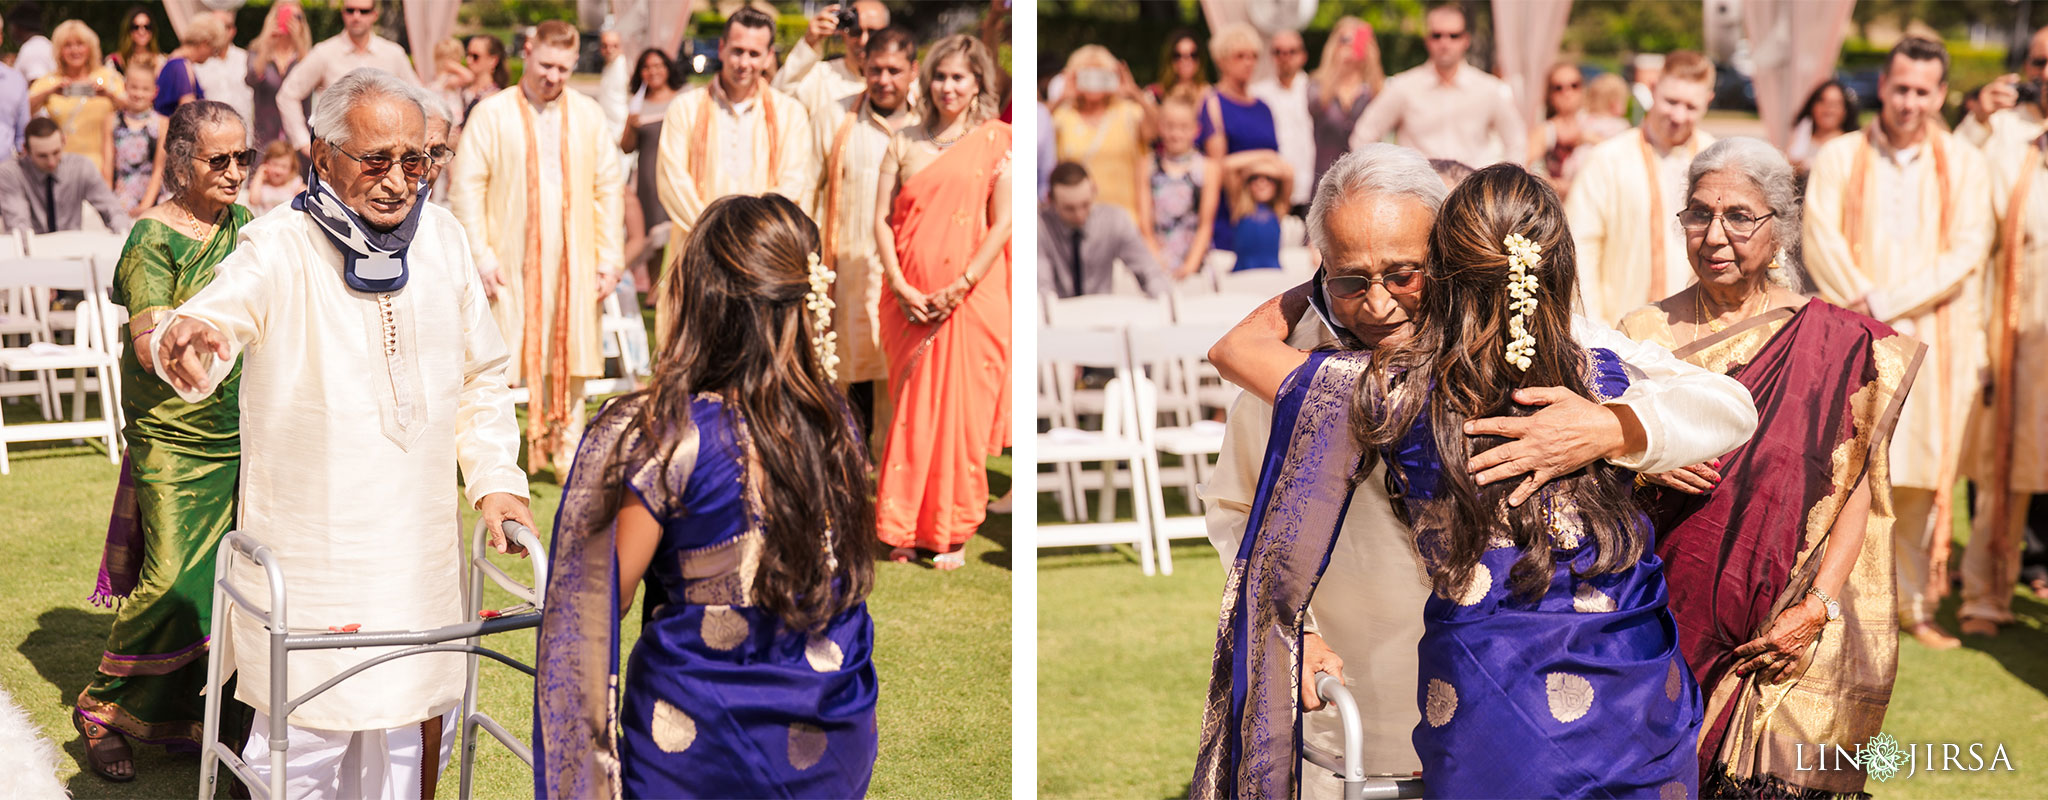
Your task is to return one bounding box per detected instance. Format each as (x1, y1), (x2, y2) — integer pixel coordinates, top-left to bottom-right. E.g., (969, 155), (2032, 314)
(1125, 325), (1231, 575)
(1216, 267), (1309, 298)
(1035, 327), (1163, 574)
(1044, 293), (1171, 330)
(26, 230), (127, 349)
(0, 257), (121, 473)
(1169, 289), (1267, 326)
(586, 291), (651, 396)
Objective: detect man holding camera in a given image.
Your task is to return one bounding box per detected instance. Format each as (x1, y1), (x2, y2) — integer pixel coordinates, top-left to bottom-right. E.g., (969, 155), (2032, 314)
(779, 2), (895, 125)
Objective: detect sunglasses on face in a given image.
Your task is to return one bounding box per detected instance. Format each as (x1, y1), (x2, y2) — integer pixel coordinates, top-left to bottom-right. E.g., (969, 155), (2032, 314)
(328, 142), (429, 178)
(1173, 51), (1198, 62)
(1428, 31), (1467, 41)
(343, 7), (376, 17)
(195, 149), (258, 171)
(1272, 48), (1303, 57)
(133, 22), (151, 31)
(1552, 81), (1582, 91)
(1326, 268), (1427, 298)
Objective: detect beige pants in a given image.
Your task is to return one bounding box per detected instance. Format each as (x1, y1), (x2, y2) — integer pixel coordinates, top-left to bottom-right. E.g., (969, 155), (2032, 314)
(1892, 487), (1940, 626)
(240, 708), (457, 800)
(1961, 490), (2032, 623)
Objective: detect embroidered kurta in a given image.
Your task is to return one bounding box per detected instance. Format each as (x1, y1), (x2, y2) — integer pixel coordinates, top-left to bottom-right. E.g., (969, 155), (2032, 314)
(448, 86), (624, 384)
(654, 79), (815, 239)
(811, 94), (916, 386)
(150, 205), (527, 731)
(1201, 314), (1761, 793)
(1803, 126), (1995, 491)
(1564, 127), (1715, 326)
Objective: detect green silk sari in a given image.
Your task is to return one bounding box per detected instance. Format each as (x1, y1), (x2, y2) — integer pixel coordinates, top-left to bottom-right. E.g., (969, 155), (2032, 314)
(77, 206), (250, 746)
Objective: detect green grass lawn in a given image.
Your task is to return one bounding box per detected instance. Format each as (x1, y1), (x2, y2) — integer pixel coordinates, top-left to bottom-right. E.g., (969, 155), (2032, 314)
(0, 398), (1010, 798)
(1039, 530), (2048, 800)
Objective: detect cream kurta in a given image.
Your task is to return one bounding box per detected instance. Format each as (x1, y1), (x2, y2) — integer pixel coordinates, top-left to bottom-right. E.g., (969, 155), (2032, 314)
(1978, 125), (2048, 491)
(1203, 312), (1761, 790)
(811, 94), (915, 385)
(1564, 127), (1714, 326)
(775, 40), (868, 124)
(1803, 126), (1995, 491)
(655, 79), (815, 239)
(153, 205), (527, 730)
(1957, 104), (2047, 153)
(448, 86), (624, 383)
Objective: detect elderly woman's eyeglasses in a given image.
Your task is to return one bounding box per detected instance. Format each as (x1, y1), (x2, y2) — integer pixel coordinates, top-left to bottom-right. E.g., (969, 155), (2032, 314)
(195, 149), (258, 171)
(427, 145), (455, 165)
(1326, 269), (1427, 298)
(328, 142), (430, 178)
(1677, 208), (1776, 238)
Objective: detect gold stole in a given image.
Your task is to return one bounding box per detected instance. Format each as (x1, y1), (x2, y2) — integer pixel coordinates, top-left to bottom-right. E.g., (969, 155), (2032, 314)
(1986, 140), (2042, 579)
(1634, 129), (1700, 307)
(516, 91), (575, 467)
(820, 93), (865, 270)
(687, 80), (783, 203)
(1842, 124), (1959, 596)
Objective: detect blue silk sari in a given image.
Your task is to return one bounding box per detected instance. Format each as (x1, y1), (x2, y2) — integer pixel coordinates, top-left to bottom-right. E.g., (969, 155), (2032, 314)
(536, 394), (879, 799)
(1194, 348), (1702, 800)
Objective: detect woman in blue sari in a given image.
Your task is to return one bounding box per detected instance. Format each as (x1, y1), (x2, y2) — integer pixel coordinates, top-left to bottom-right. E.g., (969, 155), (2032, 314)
(535, 194), (879, 799)
(1194, 164), (1701, 799)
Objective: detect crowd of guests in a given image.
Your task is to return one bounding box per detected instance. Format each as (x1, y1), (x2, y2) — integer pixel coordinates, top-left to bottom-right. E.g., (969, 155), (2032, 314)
(6, 1), (1011, 794)
(1129, 6), (2048, 800)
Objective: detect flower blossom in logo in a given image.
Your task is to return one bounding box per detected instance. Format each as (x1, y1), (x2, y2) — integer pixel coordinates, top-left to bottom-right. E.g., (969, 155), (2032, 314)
(1862, 731), (1905, 782)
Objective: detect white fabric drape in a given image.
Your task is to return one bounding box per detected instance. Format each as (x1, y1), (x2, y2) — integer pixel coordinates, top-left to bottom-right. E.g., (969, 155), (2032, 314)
(1744, 0), (1858, 150)
(1491, 0), (1575, 135)
(402, 0), (462, 84)
(161, 0), (218, 40)
(610, 0), (698, 67)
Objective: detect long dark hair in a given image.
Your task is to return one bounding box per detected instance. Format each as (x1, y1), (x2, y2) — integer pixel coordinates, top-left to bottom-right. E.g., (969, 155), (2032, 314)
(622, 193), (874, 632)
(114, 6), (159, 69)
(1156, 30), (1210, 96)
(467, 34), (510, 89)
(1352, 164), (1649, 602)
(1794, 79), (1860, 134)
(630, 47), (684, 93)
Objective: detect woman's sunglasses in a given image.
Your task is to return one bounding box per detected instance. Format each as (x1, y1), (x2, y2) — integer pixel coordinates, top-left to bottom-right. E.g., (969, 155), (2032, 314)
(195, 149), (258, 171)
(1326, 269), (1427, 298)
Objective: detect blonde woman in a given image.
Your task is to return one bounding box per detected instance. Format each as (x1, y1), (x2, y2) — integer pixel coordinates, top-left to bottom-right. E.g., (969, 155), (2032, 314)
(153, 13), (225, 116)
(1307, 16), (1384, 186)
(873, 34), (1012, 570)
(246, 0), (311, 149)
(28, 21), (126, 174)
(1050, 45), (1155, 239)
(1200, 23), (1279, 254)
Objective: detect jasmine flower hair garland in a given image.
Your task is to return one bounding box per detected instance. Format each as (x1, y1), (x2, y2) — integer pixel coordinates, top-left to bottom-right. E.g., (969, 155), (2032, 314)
(1503, 234), (1542, 372)
(805, 251), (840, 383)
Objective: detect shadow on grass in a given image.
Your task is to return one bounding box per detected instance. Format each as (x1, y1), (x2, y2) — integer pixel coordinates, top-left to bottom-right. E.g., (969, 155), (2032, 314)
(1953, 590), (2048, 698)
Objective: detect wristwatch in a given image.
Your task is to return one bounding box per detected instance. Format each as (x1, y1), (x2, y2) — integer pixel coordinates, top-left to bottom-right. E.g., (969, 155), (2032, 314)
(1807, 587), (1841, 622)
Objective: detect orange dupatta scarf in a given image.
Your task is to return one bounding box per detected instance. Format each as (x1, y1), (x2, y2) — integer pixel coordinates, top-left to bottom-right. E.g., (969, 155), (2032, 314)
(516, 91), (575, 468)
(1986, 138), (2043, 582)
(686, 78), (782, 203)
(1635, 128), (1702, 307)
(820, 93), (865, 270)
(1841, 123), (1959, 597)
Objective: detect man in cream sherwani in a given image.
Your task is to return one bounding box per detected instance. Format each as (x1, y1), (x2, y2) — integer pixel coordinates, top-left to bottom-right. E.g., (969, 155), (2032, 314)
(779, 1), (892, 124)
(153, 68), (534, 797)
(810, 26), (917, 440)
(1804, 37), (1996, 651)
(449, 20), (624, 475)
(1563, 50), (1717, 326)
(1205, 146), (1759, 798)
(1955, 27), (2048, 153)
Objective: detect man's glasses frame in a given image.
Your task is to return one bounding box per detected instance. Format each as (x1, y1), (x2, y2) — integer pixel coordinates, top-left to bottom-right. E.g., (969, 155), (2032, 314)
(1326, 269), (1428, 298)
(326, 142), (430, 178)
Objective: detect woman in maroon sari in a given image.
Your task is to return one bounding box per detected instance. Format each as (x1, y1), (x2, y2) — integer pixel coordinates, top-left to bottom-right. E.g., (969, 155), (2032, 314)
(1618, 137), (1922, 798)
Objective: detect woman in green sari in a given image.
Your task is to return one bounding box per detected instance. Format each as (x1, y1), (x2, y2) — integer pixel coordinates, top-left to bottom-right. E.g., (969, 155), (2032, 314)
(75, 100), (254, 783)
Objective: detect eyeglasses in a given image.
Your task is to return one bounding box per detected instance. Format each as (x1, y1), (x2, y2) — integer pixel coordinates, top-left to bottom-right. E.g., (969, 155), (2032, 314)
(427, 144), (454, 165)
(132, 22), (151, 31)
(1172, 51), (1199, 62)
(468, 49), (490, 60)
(342, 7), (376, 17)
(1551, 81), (1582, 91)
(1326, 268), (1428, 298)
(326, 142), (429, 178)
(194, 149), (257, 171)
(1272, 48), (1303, 57)
(1428, 31), (1467, 41)
(1677, 208), (1776, 237)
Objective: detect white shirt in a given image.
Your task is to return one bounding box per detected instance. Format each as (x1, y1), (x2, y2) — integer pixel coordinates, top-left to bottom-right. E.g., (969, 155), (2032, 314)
(15, 36), (53, 82)
(1251, 72), (1314, 204)
(598, 54), (630, 144)
(153, 204), (526, 730)
(192, 45), (254, 144)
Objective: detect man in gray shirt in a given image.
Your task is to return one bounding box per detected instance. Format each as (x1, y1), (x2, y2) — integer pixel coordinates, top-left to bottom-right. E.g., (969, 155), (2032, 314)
(1038, 161), (1170, 298)
(0, 117), (130, 234)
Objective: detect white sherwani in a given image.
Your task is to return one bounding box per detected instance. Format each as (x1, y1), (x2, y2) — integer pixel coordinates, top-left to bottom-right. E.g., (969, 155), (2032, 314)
(655, 79), (815, 239)
(448, 86), (625, 384)
(810, 94), (914, 385)
(155, 204), (527, 731)
(1564, 127), (1714, 326)
(1203, 313), (1760, 796)
(1803, 125), (1995, 493)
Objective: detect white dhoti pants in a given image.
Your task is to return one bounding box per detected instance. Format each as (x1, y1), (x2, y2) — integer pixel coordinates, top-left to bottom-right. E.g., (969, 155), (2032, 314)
(1893, 487), (1940, 626)
(240, 708), (457, 800)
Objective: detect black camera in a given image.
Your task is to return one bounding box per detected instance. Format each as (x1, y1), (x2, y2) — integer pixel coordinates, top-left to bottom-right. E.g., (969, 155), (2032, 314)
(2018, 78), (2045, 107)
(834, 4), (861, 35)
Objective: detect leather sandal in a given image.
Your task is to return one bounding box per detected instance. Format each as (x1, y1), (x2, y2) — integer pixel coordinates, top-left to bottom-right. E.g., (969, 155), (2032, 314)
(73, 712), (136, 782)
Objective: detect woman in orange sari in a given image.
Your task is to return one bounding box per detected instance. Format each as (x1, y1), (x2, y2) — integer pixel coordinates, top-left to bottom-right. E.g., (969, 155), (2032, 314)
(873, 34), (1012, 570)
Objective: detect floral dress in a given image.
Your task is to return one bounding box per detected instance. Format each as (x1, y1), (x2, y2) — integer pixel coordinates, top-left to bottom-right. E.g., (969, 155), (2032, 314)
(111, 110), (163, 214)
(1150, 151), (1202, 271)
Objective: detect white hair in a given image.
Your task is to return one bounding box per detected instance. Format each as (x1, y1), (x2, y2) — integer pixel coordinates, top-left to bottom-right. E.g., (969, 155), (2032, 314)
(415, 88), (452, 125)
(1307, 144), (1449, 256)
(309, 69), (428, 148)
(1686, 137), (1804, 291)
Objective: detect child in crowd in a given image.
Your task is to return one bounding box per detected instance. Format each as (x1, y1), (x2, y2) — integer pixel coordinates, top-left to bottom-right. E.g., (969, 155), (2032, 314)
(1145, 96), (1220, 281)
(1223, 152), (1290, 272)
(105, 62), (166, 215)
(242, 141), (304, 217)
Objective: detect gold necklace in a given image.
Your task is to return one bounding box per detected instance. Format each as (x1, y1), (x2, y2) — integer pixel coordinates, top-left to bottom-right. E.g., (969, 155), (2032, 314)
(1695, 286), (1764, 336)
(174, 200), (221, 240)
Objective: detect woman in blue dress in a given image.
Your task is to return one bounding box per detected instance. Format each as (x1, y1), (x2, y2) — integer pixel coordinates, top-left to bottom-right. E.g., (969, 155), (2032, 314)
(1193, 164), (1700, 799)
(536, 193), (879, 799)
